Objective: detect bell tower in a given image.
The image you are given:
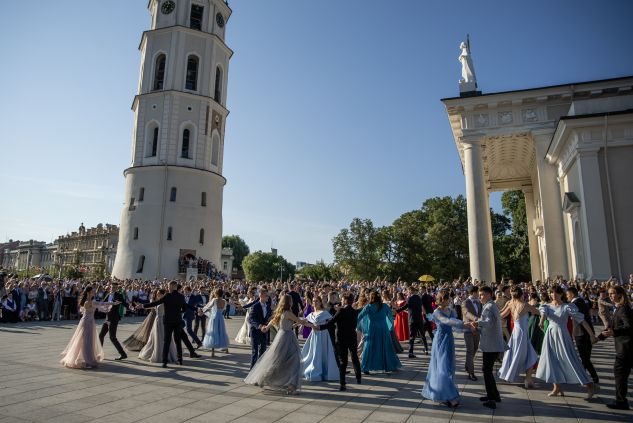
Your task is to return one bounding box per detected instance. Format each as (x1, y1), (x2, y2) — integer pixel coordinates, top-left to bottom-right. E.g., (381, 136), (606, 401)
(112, 0), (233, 279)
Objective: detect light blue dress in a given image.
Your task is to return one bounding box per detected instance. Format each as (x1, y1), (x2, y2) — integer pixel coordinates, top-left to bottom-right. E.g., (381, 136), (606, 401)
(357, 303), (402, 373)
(535, 303), (590, 384)
(422, 308), (465, 402)
(498, 312), (538, 382)
(300, 311), (339, 381)
(202, 299), (229, 349)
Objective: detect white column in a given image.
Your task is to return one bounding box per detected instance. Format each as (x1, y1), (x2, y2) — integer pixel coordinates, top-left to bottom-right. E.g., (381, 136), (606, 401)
(462, 136), (496, 282)
(533, 130), (568, 278)
(523, 187), (542, 281)
(577, 149), (612, 279)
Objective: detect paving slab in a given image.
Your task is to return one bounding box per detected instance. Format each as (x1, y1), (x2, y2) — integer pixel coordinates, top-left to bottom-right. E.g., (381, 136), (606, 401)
(0, 316), (631, 422)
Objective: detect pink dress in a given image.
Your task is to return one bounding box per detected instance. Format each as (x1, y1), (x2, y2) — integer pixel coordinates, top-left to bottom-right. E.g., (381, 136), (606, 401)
(60, 300), (110, 368)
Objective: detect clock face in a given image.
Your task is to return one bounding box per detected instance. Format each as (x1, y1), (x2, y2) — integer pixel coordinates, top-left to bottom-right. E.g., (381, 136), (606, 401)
(216, 13), (225, 28)
(161, 1), (175, 15)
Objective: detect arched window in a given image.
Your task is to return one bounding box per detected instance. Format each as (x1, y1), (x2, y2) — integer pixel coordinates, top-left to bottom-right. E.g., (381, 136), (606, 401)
(170, 187), (177, 202)
(185, 56), (199, 91)
(136, 255), (145, 273)
(167, 226), (173, 241)
(199, 228), (205, 245)
(151, 127), (159, 157)
(181, 129), (190, 158)
(201, 192), (207, 207)
(153, 54), (166, 90)
(133, 227), (139, 240)
(211, 133), (220, 166)
(214, 66), (222, 103)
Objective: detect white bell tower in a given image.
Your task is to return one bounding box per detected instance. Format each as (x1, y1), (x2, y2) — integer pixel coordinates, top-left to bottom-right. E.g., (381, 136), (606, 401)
(112, 0), (232, 279)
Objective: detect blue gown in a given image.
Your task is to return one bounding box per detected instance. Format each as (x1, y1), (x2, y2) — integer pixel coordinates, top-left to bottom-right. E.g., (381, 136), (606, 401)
(422, 308), (465, 402)
(357, 303), (402, 373)
(202, 299), (229, 349)
(535, 303), (591, 384)
(498, 313), (538, 382)
(300, 311), (339, 381)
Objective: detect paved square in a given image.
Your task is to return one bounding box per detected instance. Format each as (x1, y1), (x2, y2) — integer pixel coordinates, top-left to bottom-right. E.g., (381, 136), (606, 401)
(1, 317), (630, 423)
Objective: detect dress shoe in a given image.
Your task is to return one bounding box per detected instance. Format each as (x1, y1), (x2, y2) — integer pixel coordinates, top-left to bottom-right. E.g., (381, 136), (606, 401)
(339, 385), (346, 391)
(468, 373), (478, 381)
(177, 359), (183, 365)
(190, 352), (202, 358)
(356, 378), (362, 384)
(408, 354), (416, 358)
(115, 355), (127, 361)
(606, 402), (630, 410)
(483, 400), (496, 409)
(162, 363), (168, 368)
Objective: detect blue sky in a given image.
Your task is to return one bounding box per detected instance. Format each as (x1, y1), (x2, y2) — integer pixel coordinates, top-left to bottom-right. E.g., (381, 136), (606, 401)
(1, 0), (632, 264)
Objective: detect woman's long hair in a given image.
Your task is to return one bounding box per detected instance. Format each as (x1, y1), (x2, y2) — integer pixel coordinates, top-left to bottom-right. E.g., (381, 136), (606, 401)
(369, 290), (382, 311)
(270, 294), (291, 327)
(79, 286), (93, 307)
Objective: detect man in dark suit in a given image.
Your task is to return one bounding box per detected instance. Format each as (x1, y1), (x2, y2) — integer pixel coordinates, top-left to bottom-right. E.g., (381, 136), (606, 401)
(420, 287), (435, 340)
(193, 287), (208, 339)
(566, 287), (599, 384)
(183, 286), (203, 348)
(98, 282), (128, 360)
(318, 293), (361, 391)
(600, 286), (632, 410)
(288, 283), (304, 337)
(248, 289), (270, 368)
(397, 286), (429, 357)
(138, 281), (201, 367)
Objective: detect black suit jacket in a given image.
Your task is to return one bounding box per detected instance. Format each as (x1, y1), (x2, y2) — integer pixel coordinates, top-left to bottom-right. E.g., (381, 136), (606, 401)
(182, 294), (203, 320)
(144, 292), (195, 324)
(105, 291), (127, 322)
(248, 301), (271, 333)
(319, 305), (359, 344)
(612, 304), (633, 356)
(420, 293), (434, 315)
(397, 294), (424, 322)
(572, 297), (593, 338)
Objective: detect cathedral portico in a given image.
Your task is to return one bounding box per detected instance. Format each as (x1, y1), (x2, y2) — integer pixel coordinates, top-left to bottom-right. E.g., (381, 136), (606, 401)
(443, 41), (633, 282)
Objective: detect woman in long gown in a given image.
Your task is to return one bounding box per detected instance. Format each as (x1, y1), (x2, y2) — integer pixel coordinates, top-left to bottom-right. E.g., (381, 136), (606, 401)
(245, 294), (315, 394)
(301, 296), (339, 381)
(422, 290), (467, 408)
(202, 288), (230, 357)
(383, 291), (404, 354)
(357, 291), (402, 374)
(498, 286), (539, 388)
(139, 289), (178, 364)
(536, 285), (597, 398)
(60, 286), (119, 369)
(235, 289), (256, 345)
(123, 289), (157, 351)
(394, 292), (410, 342)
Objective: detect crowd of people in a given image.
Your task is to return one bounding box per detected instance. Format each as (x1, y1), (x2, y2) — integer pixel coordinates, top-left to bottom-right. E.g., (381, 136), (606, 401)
(1, 272), (632, 411)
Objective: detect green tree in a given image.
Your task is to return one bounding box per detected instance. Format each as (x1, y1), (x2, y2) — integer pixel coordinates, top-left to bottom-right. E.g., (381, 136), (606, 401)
(421, 196), (469, 280)
(242, 251), (295, 282)
(332, 218), (384, 280)
(222, 235), (250, 271)
(495, 190), (531, 281)
(389, 210), (428, 281)
(296, 261), (338, 281)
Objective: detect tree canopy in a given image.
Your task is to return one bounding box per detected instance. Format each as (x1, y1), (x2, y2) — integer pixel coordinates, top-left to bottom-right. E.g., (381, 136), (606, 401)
(222, 235), (250, 271)
(331, 192), (530, 282)
(242, 251), (295, 282)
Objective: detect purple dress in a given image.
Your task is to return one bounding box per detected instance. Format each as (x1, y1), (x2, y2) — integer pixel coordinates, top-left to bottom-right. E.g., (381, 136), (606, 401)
(302, 304), (314, 339)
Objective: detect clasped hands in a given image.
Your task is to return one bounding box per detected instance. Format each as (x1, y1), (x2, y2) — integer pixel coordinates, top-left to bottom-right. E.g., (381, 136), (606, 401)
(465, 321), (478, 332)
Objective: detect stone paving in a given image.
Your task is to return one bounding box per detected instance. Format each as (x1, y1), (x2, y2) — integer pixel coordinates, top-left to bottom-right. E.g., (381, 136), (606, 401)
(0, 316), (631, 423)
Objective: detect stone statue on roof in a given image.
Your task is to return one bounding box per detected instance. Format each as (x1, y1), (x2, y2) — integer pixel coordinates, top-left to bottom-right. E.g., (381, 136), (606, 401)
(459, 37), (478, 93)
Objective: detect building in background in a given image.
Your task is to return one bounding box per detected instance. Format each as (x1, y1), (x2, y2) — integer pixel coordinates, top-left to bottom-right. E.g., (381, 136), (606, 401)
(56, 223), (119, 275)
(443, 41), (632, 281)
(112, 0), (233, 280)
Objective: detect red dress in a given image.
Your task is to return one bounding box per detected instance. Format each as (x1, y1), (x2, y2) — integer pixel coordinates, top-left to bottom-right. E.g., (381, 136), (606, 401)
(395, 300), (410, 341)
